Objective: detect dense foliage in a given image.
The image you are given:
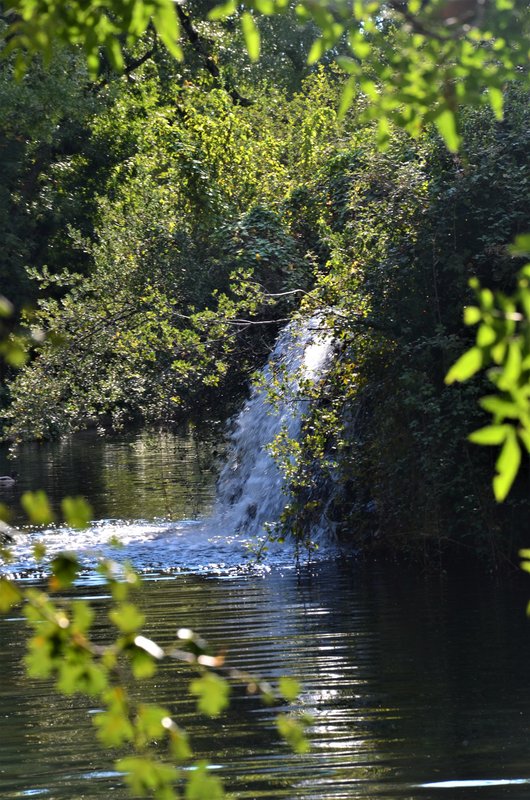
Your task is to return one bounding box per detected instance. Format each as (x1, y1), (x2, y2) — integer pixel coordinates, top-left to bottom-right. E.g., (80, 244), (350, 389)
(2, 37), (529, 560)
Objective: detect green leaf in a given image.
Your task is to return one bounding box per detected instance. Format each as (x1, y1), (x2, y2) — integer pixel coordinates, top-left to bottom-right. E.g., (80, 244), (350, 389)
(0, 578), (21, 612)
(463, 306), (482, 325)
(510, 234), (530, 257)
(189, 673), (230, 717)
(376, 116), (391, 149)
(154, 0), (183, 60)
(487, 86), (504, 121)
(1, 337), (28, 367)
(61, 497), (92, 529)
(518, 428), (530, 453)
(308, 37), (326, 65)
(493, 428), (521, 501)
(106, 37), (124, 72)
(109, 602), (145, 634)
(336, 56), (358, 74)
(497, 340), (522, 389)
(169, 726), (192, 761)
(130, 645), (158, 679)
(208, 0), (237, 20)
(479, 395), (519, 419)
(445, 346), (483, 384)
(254, 0), (275, 11)
(0, 296), (14, 318)
(185, 762), (225, 800)
(94, 708), (135, 746)
(338, 77), (356, 119)
(476, 323), (496, 348)
(434, 108), (460, 153)
(50, 553), (81, 589)
(468, 425), (509, 446)
(279, 676), (301, 702)
(276, 713), (311, 753)
(136, 704), (171, 743)
(57, 660), (108, 696)
(21, 491), (55, 526)
(241, 12), (260, 61)
(116, 756), (178, 795)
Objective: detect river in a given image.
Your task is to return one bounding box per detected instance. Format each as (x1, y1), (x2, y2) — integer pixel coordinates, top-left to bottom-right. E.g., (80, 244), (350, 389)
(2, 430), (530, 799)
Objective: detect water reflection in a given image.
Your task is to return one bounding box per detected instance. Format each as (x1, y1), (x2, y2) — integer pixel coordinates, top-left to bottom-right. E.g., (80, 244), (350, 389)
(0, 429), (219, 525)
(3, 563), (530, 799)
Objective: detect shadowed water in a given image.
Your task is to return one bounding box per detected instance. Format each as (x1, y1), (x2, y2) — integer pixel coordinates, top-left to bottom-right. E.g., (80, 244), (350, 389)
(2, 562), (530, 799)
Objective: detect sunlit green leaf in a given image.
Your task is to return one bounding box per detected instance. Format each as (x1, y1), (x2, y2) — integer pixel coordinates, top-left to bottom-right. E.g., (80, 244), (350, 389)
(130, 645), (158, 679)
(189, 672), (230, 717)
(463, 306), (482, 325)
(116, 756), (178, 797)
(57, 660), (108, 696)
(109, 602), (145, 634)
(241, 12), (260, 61)
(21, 491), (54, 526)
(208, 0), (237, 20)
(94, 709), (135, 746)
(0, 297), (14, 318)
(1, 337), (28, 367)
(185, 761), (225, 800)
(493, 428), (521, 501)
(468, 425), (509, 446)
(445, 346), (483, 384)
(476, 323), (496, 348)
(518, 428), (530, 453)
(479, 395), (519, 419)
(136, 704), (171, 743)
(338, 77), (356, 119)
(153, 0), (183, 60)
(0, 578), (21, 612)
(61, 496), (92, 529)
(279, 676), (301, 702)
(497, 340), (522, 389)
(487, 86), (504, 121)
(169, 726), (193, 761)
(276, 713), (311, 753)
(434, 109), (460, 153)
(510, 234), (530, 256)
(308, 37), (326, 65)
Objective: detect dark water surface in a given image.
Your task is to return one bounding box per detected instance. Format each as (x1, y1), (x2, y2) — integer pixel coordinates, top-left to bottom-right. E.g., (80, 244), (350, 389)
(2, 433), (530, 799)
(0, 428), (218, 526)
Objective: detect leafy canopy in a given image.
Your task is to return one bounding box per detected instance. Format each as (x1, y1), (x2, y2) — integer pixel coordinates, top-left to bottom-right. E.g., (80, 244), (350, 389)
(2, 0), (528, 150)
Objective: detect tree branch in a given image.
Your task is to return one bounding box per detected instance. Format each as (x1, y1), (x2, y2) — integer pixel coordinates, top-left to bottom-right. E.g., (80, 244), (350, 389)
(176, 4), (253, 107)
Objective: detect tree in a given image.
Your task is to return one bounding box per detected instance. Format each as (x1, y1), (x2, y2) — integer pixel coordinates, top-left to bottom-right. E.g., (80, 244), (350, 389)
(2, 0), (528, 150)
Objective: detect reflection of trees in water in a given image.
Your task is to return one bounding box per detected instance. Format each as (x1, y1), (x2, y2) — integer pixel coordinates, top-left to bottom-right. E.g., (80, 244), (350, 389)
(2, 429), (218, 525)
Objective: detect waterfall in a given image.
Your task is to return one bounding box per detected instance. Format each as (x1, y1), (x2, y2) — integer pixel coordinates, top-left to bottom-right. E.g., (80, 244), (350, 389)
(214, 314), (334, 537)
(2, 315), (336, 579)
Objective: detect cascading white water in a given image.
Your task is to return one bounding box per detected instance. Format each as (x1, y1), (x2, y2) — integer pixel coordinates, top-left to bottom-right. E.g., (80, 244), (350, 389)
(214, 315), (334, 537)
(2, 315), (336, 579)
